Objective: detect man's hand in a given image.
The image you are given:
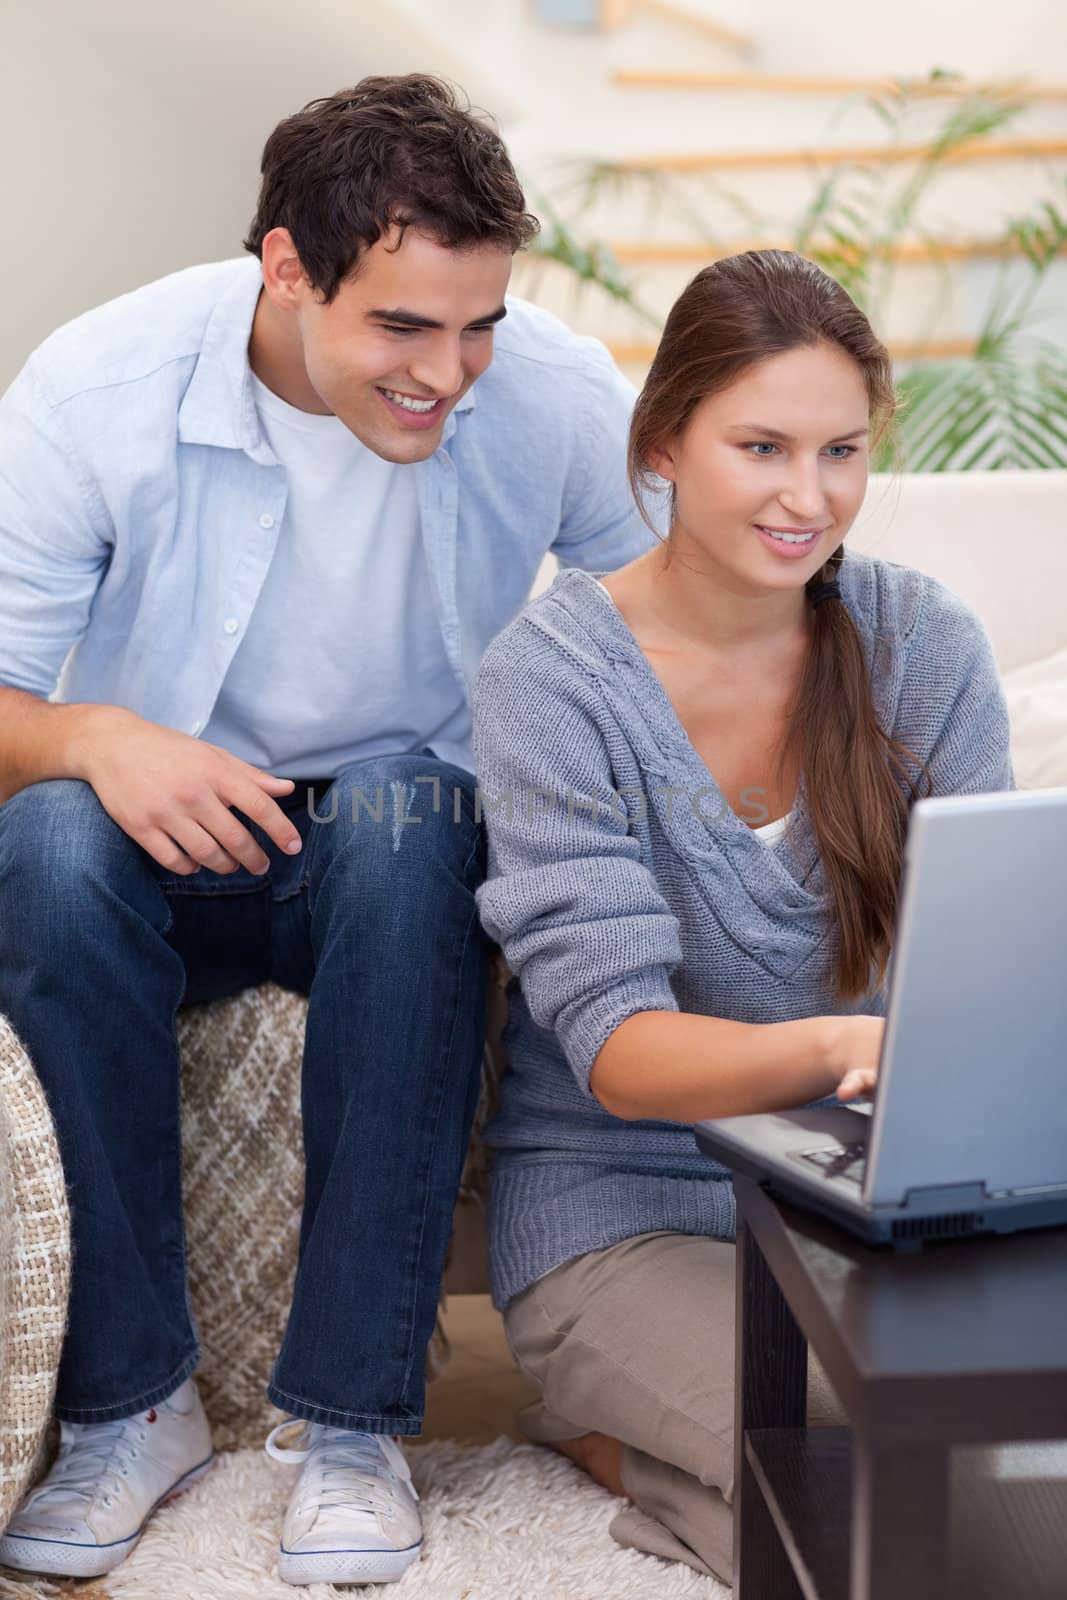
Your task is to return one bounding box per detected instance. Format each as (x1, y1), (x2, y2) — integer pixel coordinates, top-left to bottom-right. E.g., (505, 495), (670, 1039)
(74, 707), (302, 875)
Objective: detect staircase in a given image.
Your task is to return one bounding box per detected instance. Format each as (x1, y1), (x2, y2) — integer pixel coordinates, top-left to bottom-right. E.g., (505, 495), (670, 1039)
(391, 0), (1067, 382)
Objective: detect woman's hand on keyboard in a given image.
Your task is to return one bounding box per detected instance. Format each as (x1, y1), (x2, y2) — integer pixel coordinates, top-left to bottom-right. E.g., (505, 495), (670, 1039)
(835, 1065), (878, 1102)
(822, 1015), (885, 1102)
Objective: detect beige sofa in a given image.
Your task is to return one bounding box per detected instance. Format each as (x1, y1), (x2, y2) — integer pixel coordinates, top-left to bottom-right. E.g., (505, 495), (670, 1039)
(2, 470), (1065, 1525)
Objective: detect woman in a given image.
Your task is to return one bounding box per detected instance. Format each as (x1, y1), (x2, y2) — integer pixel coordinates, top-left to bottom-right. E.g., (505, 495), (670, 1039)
(470, 250), (1013, 1581)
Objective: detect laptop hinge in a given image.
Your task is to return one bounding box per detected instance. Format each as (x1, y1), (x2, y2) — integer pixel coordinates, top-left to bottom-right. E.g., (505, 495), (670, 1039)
(901, 1181), (988, 1210)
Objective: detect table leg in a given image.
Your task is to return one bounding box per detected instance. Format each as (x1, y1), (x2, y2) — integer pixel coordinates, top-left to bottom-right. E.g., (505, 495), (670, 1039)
(851, 1439), (948, 1600)
(734, 1212), (807, 1599)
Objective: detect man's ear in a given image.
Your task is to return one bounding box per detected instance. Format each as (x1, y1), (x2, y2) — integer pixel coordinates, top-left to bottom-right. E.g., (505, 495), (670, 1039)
(259, 228), (310, 312)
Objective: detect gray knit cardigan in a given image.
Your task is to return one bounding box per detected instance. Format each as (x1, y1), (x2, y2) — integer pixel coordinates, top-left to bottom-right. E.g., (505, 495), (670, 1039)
(472, 551), (1014, 1309)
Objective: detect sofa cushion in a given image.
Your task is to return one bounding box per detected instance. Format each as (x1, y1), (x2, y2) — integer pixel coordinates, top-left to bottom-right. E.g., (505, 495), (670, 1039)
(1003, 646), (1067, 790)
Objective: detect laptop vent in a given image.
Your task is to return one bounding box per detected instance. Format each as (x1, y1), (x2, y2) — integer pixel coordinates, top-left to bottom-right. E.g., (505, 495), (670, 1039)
(891, 1213), (981, 1243)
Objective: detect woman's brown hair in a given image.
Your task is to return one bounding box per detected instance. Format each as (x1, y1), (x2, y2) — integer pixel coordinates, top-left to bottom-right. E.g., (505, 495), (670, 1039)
(628, 249), (931, 1002)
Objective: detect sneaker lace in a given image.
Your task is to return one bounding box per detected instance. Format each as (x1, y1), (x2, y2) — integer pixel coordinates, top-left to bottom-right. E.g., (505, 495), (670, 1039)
(31, 1417), (148, 1511)
(266, 1422), (419, 1520)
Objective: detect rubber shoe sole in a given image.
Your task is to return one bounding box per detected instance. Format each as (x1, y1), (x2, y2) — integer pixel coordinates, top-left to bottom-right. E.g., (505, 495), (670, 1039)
(0, 1455), (215, 1579)
(278, 1537), (423, 1586)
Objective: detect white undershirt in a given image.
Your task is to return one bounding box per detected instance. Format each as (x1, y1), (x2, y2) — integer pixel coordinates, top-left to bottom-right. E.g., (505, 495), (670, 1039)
(590, 577), (791, 846)
(201, 372), (471, 776)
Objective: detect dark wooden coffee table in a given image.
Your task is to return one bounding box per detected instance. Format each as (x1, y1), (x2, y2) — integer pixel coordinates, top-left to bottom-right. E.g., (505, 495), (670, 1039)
(733, 1174), (1067, 1600)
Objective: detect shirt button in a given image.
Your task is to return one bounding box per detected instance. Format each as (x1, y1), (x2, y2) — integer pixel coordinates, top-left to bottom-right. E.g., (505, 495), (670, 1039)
(189, 719), (204, 737)
(258, 512), (275, 529)
(223, 617), (239, 635)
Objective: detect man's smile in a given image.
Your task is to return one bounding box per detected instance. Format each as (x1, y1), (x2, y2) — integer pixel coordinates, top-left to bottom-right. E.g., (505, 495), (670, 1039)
(375, 386), (450, 428)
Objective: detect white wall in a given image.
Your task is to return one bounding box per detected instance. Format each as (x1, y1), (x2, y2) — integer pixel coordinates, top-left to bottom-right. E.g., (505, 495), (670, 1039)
(400, 0), (1067, 164)
(0, 0), (503, 385)
(4, 0), (1066, 387)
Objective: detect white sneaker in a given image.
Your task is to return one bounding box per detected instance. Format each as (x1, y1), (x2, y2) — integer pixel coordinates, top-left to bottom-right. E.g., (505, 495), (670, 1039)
(0, 1378), (214, 1578)
(267, 1420), (423, 1586)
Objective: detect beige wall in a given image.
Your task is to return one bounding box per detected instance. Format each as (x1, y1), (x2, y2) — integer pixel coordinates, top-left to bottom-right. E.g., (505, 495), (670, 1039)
(1, 0), (501, 386)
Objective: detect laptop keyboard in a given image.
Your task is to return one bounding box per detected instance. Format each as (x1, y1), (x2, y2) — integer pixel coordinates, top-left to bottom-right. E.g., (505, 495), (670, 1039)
(797, 1142), (868, 1185)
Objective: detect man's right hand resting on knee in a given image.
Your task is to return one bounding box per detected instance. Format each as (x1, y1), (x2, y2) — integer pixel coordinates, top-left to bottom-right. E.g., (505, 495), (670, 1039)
(0, 689), (301, 873)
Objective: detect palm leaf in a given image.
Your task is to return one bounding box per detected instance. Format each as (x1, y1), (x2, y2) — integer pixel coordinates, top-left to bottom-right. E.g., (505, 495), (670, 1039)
(524, 193), (661, 327)
(896, 338), (1067, 470)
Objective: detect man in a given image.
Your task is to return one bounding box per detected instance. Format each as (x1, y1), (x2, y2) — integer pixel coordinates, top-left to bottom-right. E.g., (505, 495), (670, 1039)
(0, 75), (654, 1585)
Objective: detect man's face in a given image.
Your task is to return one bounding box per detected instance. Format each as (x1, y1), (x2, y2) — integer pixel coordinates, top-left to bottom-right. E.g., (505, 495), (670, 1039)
(288, 226), (513, 463)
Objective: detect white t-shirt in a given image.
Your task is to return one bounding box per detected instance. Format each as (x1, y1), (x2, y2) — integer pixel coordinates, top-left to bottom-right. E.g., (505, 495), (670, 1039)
(201, 372), (472, 776)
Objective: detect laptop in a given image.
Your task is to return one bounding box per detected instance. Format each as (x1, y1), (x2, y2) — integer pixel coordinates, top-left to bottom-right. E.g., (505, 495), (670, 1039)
(695, 787), (1067, 1248)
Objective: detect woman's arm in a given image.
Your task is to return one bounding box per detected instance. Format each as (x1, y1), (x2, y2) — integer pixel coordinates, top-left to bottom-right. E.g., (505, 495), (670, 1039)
(590, 1009), (883, 1122)
(473, 619), (684, 1105)
(472, 618), (883, 1121)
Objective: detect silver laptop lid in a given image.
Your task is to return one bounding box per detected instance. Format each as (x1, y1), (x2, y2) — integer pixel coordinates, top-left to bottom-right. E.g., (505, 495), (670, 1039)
(865, 787), (1067, 1207)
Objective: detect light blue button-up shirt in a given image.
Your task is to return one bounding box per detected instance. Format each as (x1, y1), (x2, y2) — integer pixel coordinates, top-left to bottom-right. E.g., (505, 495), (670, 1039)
(0, 256), (657, 772)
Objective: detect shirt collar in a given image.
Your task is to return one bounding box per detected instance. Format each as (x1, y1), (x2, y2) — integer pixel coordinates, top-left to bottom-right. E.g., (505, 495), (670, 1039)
(178, 255), (478, 457)
(177, 257), (268, 457)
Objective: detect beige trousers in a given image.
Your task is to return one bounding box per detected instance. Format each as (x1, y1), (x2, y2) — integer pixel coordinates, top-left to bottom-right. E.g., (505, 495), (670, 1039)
(503, 1230), (844, 1583)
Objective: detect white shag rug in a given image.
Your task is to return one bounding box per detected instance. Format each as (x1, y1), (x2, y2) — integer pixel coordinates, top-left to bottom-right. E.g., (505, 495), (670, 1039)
(91, 1437), (729, 1600)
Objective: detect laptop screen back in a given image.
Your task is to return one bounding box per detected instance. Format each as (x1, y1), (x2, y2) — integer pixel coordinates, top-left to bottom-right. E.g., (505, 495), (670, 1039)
(864, 788), (1067, 1207)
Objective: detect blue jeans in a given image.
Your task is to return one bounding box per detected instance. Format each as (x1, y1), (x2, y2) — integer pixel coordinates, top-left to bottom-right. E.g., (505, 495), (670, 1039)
(0, 749), (491, 1434)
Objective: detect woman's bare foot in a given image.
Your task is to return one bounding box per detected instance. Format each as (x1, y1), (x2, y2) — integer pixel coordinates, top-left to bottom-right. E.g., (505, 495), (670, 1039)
(550, 1432), (629, 1499)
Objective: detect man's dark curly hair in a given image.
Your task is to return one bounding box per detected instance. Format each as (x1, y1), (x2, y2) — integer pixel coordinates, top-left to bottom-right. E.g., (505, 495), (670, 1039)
(243, 75), (540, 302)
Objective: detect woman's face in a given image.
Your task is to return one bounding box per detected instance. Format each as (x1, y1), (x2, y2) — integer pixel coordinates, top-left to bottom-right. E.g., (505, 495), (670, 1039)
(650, 342), (872, 591)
